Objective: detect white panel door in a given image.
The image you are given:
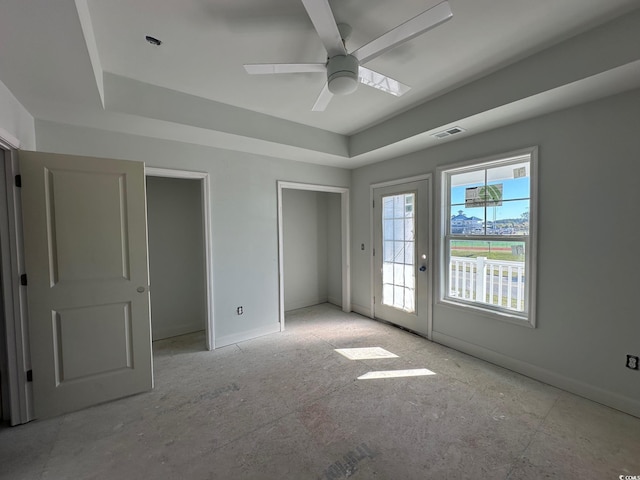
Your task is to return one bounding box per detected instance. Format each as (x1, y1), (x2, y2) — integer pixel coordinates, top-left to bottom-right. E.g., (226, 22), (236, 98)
(373, 179), (430, 336)
(20, 151), (152, 419)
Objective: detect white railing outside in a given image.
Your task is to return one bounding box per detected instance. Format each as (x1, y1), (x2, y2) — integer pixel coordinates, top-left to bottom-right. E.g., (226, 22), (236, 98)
(449, 256), (525, 311)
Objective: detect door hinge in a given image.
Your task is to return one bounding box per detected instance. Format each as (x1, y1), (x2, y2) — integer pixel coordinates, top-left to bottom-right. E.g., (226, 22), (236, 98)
(372, 199), (375, 208)
(373, 296), (376, 304)
(26, 369), (33, 382)
(372, 248), (375, 256)
(15, 175), (22, 188)
(20, 273), (27, 286)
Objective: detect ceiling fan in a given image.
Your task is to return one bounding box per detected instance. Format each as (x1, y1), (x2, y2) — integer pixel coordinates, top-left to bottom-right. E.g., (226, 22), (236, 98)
(243, 0), (453, 111)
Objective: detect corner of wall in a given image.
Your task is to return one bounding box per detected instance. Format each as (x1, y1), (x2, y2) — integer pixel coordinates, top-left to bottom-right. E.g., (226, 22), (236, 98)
(0, 80), (36, 150)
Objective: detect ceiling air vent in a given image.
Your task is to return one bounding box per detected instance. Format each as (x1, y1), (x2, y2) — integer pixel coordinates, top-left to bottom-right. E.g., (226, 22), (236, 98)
(432, 126), (466, 139)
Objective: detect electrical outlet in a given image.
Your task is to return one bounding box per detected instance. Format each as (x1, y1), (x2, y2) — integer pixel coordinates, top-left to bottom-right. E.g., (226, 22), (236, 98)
(626, 355), (639, 370)
(236, 306), (244, 315)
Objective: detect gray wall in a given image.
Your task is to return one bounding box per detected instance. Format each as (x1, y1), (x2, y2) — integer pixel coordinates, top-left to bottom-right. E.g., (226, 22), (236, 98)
(34, 120), (351, 347)
(282, 190), (341, 311)
(146, 176), (206, 341)
(350, 88), (640, 417)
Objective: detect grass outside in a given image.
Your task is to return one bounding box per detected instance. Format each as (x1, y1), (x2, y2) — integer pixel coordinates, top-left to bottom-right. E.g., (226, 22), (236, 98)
(451, 249), (523, 262)
(450, 240), (525, 262)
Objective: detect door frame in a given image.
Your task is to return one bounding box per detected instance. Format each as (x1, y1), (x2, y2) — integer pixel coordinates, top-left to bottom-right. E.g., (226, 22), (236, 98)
(370, 174), (433, 339)
(145, 167), (215, 351)
(0, 134), (33, 425)
(277, 181), (350, 330)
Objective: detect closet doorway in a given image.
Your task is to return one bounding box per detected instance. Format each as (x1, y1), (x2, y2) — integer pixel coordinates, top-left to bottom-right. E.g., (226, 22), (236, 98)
(145, 168), (213, 350)
(277, 182), (350, 329)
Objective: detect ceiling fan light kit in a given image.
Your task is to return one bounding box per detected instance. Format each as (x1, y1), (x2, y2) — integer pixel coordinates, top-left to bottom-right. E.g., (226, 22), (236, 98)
(244, 0), (453, 111)
(327, 55), (359, 95)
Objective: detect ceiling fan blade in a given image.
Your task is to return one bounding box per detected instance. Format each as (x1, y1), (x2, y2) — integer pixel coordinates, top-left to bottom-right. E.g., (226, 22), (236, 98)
(300, 0), (347, 58)
(311, 83), (333, 111)
(352, 0), (452, 65)
(358, 67), (411, 97)
(244, 63), (326, 74)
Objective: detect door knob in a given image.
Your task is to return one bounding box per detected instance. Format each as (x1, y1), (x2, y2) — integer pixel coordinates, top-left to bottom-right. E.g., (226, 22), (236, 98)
(137, 286), (146, 293)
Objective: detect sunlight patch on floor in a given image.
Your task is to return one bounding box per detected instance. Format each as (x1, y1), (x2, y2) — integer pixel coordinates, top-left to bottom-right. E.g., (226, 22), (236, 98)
(357, 368), (436, 380)
(335, 347), (399, 360)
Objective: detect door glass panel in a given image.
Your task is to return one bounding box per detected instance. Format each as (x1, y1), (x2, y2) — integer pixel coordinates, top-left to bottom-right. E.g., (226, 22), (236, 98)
(381, 193), (416, 312)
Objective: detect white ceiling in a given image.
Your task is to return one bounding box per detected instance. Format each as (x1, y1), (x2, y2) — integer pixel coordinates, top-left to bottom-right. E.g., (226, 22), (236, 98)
(1, 0), (639, 167)
(86, 0), (638, 134)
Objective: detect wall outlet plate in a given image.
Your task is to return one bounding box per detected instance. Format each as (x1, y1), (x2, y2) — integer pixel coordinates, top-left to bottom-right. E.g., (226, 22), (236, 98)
(626, 355), (639, 370)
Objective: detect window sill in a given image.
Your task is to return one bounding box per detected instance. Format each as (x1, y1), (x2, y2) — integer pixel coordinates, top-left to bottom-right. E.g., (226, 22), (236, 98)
(438, 298), (535, 328)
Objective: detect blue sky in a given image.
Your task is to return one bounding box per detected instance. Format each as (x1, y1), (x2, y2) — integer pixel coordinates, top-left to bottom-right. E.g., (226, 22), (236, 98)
(451, 177), (530, 221)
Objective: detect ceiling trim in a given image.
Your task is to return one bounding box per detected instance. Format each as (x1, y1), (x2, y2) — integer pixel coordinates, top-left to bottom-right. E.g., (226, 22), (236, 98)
(75, 0), (104, 107)
(103, 72), (350, 158)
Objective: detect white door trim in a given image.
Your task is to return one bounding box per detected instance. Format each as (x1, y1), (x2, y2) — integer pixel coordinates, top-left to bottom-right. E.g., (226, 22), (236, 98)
(0, 128), (20, 150)
(370, 174), (433, 339)
(277, 181), (351, 330)
(0, 146), (33, 425)
(145, 167), (215, 351)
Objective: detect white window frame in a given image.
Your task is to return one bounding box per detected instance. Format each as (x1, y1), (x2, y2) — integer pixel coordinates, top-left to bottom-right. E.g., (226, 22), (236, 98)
(437, 147), (538, 327)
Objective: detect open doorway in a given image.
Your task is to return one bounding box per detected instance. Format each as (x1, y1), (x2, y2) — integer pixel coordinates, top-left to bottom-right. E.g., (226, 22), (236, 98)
(145, 168), (214, 350)
(277, 182), (350, 329)
(281, 189), (341, 310)
(0, 142), (32, 426)
(0, 146), (10, 423)
(1, 161), (214, 423)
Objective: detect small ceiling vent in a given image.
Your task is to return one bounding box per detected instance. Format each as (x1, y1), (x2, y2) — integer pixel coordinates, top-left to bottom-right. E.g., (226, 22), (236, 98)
(145, 35), (162, 46)
(432, 126), (466, 139)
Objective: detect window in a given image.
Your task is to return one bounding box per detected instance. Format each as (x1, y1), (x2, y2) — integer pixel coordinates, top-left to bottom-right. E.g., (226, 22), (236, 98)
(381, 193), (416, 312)
(440, 148), (537, 325)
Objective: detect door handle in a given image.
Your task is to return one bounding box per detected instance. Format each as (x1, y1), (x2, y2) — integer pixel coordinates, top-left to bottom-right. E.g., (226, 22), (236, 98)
(419, 265), (427, 272)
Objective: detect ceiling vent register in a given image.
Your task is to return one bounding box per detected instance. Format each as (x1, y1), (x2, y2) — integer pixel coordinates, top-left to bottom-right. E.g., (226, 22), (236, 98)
(432, 126), (466, 139)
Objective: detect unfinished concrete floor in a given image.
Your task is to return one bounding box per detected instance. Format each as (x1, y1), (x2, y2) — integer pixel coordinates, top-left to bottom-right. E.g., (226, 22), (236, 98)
(2, 303), (639, 479)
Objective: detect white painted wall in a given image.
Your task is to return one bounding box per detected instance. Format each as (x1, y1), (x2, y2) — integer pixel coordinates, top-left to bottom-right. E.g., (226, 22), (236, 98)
(0, 79), (35, 149)
(146, 176), (206, 341)
(350, 88), (640, 417)
(33, 119), (350, 347)
(283, 190), (328, 311)
(326, 192), (342, 306)
(282, 190), (341, 311)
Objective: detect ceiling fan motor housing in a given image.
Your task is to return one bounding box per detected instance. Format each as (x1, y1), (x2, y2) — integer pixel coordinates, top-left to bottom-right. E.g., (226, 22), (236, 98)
(327, 55), (359, 95)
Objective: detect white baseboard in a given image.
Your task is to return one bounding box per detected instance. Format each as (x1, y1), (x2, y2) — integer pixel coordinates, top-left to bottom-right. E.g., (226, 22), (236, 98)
(327, 296), (342, 307)
(152, 322), (205, 341)
(215, 324), (281, 348)
(432, 331), (640, 419)
(351, 303), (372, 318)
(284, 296), (328, 312)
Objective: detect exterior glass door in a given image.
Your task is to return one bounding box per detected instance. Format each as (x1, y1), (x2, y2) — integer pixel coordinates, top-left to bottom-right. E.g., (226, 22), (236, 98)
(381, 193), (416, 312)
(373, 179), (430, 336)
